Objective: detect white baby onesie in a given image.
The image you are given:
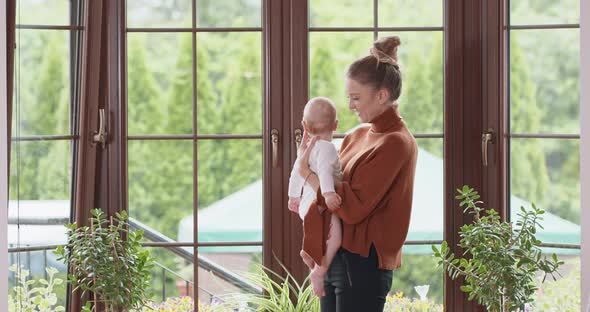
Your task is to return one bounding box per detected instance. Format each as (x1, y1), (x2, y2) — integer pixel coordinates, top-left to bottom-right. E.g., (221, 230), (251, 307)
(288, 140), (342, 220)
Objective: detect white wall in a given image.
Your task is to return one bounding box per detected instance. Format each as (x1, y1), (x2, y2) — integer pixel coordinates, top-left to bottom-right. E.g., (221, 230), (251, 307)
(1, 2), (9, 309)
(581, 0), (590, 310)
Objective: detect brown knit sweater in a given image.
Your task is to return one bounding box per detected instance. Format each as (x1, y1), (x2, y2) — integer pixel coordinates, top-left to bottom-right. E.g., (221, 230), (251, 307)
(303, 105), (417, 270)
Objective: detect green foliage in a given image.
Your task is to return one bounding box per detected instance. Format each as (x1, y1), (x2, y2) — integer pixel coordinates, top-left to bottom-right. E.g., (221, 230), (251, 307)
(8, 265), (65, 312)
(384, 291), (443, 312)
(54, 209), (155, 311)
(433, 186), (563, 312)
(533, 258), (581, 311)
(218, 264), (320, 312)
(10, 31), (70, 201)
(390, 254), (444, 304)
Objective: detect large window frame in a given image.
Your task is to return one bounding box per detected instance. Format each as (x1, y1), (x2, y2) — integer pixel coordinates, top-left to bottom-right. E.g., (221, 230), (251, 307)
(121, 0), (266, 304)
(5, 0), (584, 311)
(8, 1), (85, 310)
(582, 0), (590, 308)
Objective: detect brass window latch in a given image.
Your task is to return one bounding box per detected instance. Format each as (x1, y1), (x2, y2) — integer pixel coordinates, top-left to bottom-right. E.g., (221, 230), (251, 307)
(481, 128), (495, 166)
(294, 128), (302, 149)
(92, 108), (108, 148)
(271, 129), (279, 167)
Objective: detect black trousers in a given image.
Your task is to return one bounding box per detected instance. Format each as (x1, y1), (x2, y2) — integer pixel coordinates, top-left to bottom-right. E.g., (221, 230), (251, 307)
(320, 245), (393, 312)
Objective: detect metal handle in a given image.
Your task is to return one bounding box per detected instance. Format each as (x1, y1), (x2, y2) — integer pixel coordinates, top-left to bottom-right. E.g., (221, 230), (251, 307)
(271, 129), (279, 168)
(481, 128), (494, 166)
(294, 129), (303, 149)
(92, 108), (107, 148)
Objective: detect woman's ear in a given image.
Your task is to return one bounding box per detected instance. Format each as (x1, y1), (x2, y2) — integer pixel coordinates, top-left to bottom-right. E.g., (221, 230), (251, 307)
(377, 88), (390, 105)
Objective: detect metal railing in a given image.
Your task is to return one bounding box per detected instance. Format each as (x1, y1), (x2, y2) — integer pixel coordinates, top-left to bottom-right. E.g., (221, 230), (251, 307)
(8, 216), (262, 297)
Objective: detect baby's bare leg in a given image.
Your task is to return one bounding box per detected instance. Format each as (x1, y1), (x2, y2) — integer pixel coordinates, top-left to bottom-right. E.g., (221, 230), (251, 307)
(322, 213), (342, 268)
(309, 214), (342, 297)
(300, 250), (315, 270)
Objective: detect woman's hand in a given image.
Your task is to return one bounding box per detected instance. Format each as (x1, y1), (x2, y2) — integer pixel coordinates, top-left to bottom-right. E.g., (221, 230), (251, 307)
(288, 197), (300, 213)
(297, 131), (319, 178)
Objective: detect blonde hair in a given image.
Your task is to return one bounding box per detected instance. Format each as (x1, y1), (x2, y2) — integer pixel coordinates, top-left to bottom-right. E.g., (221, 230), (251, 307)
(347, 36), (402, 102)
(303, 97), (337, 135)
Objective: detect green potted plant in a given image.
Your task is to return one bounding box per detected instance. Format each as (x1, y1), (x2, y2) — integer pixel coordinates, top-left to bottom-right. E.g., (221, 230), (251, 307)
(218, 263), (320, 312)
(433, 186), (563, 312)
(54, 209), (154, 312)
(8, 265), (65, 312)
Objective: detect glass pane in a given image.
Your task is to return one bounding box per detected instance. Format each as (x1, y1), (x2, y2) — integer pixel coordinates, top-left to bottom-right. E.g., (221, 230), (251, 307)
(127, 33), (193, 135)
(533, 253), (580, 311)
(197, 247), (262, 306)
(378, 0), (443, 27)
(128, 140), (194, 241)
(14, 30), (70, 136)
(9, 141), (72, 200)
(8, 250), (68, 309)
(196, 32), (262, 135)
(510, 0), (579, 25)
(510, 29), (579, 134)
(510, 139), (580, 245)
(390, 250), (444, 307)
(195, 140), (262, 242)
(309, 0), (373, 27)
(144, 247), (194, 303)
(197, 0), (262, 28)
(16, 0), (69, 25)
(198, 247), (262, 278)
(309, 32), (374, 133)
(126, 0), (192, 28)
(381, 31), (443, 134)
(409, 138), (443, 240)
(8, 200), (69, 247)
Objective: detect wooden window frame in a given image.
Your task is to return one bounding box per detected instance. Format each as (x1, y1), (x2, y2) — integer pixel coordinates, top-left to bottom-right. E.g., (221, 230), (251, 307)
(72, 0), (585, 311)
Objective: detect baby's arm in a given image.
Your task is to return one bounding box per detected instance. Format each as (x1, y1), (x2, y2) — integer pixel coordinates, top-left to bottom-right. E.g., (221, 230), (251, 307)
(323, 192), (341, 211)
(316, 144), (341, 211)
(287, 158), (304, 213)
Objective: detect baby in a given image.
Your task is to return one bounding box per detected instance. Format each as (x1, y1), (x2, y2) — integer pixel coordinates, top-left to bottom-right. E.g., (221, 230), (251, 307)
(288, 97), (343, 297)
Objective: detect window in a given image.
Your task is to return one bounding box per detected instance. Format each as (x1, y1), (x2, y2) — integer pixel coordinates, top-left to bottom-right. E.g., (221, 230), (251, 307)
(506, 0), (581, 309)
(308, 0), (444, 304)
(8, 0), (83, 308)
(125, 0), (264, 306)
(5, 1), (583, 310)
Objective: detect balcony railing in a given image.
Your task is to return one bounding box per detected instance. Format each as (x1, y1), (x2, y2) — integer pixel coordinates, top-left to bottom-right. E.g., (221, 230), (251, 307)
(8, 216), (262, 300)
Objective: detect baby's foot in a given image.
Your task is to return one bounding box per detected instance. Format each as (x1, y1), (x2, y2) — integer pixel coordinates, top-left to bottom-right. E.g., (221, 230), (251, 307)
(300, 250), (315, 270)
(310, 266), (327, 297)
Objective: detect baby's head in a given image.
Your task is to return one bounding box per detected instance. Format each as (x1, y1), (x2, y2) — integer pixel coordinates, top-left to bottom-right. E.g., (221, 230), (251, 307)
(302, 97), (338, 136)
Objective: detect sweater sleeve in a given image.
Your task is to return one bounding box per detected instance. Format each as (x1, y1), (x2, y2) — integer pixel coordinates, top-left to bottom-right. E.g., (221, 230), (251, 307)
(334, 134), (413, 224)
(288, 158), (304, 198)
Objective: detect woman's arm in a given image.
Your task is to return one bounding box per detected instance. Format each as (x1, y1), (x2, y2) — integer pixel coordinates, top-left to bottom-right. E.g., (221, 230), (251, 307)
(299, 165), (320, 192)
(332, 134), (414, 224)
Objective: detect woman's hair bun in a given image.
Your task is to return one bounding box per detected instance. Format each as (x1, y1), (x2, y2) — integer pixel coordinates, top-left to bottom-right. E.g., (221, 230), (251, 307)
(372, 36), (401, 63)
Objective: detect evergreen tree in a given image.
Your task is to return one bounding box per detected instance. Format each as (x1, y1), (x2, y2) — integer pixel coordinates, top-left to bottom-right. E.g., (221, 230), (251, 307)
(11, 33), (69, 200)
(509, 36), (550, 212)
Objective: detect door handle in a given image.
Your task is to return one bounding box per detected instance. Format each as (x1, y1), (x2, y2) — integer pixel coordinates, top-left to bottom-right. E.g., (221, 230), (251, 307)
(294, 128), (303, 150)
(92, 108), (107, 148)
(481, 128), (494, 166)
(271, 129), (279, 168)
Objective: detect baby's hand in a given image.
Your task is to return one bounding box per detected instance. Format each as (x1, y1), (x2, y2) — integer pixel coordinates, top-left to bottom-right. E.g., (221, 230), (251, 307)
(323, 192), (341, 212)
(288, 197), (301, 213)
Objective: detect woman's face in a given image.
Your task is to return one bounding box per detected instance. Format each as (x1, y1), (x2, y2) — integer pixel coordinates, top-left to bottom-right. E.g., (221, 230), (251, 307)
(345, 78), (387, 123)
